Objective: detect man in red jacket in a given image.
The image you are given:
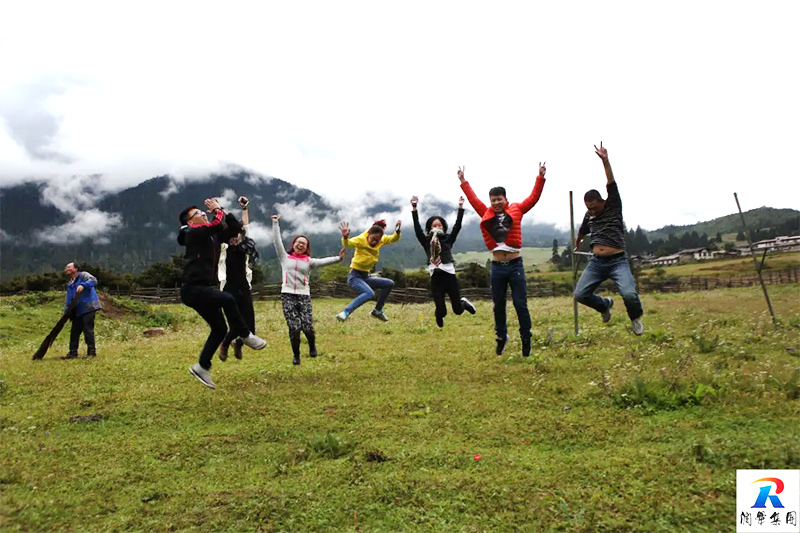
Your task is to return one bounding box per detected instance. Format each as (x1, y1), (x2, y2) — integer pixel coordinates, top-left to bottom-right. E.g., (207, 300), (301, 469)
(459, 163), (547, 357)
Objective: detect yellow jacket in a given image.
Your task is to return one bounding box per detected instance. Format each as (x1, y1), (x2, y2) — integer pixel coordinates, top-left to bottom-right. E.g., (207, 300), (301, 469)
(342, 230), (401, 272)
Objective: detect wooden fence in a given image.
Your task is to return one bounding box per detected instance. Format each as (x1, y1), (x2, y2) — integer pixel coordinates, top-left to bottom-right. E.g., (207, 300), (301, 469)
(102, 267), (800, 305)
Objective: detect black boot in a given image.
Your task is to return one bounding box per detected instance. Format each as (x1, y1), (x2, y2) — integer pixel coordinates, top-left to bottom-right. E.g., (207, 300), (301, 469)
(291, 336), (301, 365)
(86, 347), (97, 358)
(306, 332), (318, 358)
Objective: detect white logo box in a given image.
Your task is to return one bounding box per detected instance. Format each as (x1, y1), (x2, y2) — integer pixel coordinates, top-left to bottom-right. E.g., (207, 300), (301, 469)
(736, 469), (800, 533)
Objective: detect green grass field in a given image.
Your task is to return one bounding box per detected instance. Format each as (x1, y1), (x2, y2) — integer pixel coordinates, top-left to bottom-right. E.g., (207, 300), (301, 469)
(1, 287), (799, 531)
(452, 247), (554, 270)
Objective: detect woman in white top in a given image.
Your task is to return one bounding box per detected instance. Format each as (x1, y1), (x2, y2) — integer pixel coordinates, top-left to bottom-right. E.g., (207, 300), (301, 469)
(272, 214), (344, 365)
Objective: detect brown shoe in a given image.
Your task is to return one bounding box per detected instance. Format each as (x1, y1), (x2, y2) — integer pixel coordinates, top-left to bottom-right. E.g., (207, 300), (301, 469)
(232, 339), (243, 360)
(218, 343), (229, 362)
(62, 352), (79, 360)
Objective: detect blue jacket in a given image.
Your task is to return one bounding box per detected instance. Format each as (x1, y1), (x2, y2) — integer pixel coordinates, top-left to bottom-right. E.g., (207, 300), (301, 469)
(65, 272), (102, 317)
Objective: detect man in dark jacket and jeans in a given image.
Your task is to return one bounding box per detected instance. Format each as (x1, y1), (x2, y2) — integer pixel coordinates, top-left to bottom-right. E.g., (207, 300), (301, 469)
(574, 142), (644, 335)
(63, 262), (102, 359)
(178, 197), (267, 389)
(411, 195), (476, 328)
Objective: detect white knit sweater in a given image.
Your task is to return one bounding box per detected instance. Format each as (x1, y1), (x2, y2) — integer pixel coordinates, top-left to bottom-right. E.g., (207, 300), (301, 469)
(273, 219), (341, 295)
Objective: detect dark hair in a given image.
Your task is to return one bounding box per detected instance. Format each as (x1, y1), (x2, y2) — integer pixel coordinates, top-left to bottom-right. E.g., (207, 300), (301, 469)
(290, 235), (311, 255)
(489, 186), (507, 198)
(368, 219), (387, 235)
(67, 261), (79, 270)
(584, 190), (603, 203)
(179, 205), (200, 225)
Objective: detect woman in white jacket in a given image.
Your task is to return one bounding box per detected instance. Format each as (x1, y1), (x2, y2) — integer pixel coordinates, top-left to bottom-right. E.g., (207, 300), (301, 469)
(272, 214), (344, 365)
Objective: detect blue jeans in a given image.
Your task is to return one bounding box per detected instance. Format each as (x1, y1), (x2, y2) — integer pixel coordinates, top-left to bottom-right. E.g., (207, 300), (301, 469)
(490, 258), (531, 340)
(574, 253), (643, 320)
(344, 270), (395, 315)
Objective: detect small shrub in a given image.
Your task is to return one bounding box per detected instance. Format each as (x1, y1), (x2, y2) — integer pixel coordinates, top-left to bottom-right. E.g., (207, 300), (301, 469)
(645, 329), (673, 345)
(306, 433), (356, 459)
(614, 375), (719, 412)
(691, 334), (719, 353)
(364, 449), (389, 463)
(770, 370), (800, 400)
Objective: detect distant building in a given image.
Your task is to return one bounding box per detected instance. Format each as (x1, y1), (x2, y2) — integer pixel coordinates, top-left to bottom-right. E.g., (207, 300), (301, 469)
(646, 254), (679, 266)
(678, 247), (713, 261)
(752, 235), (800, 252)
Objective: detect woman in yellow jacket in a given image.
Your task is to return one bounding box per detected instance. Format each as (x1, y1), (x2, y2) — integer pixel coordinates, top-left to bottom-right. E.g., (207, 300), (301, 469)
(336, 219), (401, 322)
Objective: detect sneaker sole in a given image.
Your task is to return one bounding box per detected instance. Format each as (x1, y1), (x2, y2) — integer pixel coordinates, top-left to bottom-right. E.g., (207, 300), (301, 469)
(242, 339), (267, 350)
(189, 368), (216, 389)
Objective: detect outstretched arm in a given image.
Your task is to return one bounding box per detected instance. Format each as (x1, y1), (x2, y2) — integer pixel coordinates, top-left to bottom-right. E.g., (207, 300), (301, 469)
(519, 162), (547, 214)
(309, 249), (344, 268)
(594, 142), (615, 185)
(271, 215), (287, 258)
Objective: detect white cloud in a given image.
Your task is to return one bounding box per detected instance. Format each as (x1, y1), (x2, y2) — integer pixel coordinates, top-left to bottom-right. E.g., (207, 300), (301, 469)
(39, 174), (109, 214)
(33, 209), (124, 244)
(0, 1), (798, 232)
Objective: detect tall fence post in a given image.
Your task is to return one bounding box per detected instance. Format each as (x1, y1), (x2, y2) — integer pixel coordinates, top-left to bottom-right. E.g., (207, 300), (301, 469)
(569, 191), (579, 336)
(734, 192), (777, 328)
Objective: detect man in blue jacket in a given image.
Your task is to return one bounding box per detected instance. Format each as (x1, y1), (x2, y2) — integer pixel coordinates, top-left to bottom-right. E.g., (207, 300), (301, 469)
(63, 262), (103, 359)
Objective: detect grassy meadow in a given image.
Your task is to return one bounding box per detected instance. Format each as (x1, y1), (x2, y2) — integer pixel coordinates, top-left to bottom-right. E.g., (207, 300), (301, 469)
(451, 247), (554, 270)
(1, 286), (799, 531)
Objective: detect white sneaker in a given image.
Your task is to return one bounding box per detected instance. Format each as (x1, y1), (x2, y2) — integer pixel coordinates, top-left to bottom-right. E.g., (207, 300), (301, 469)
(190, 363), (216, 389)
(631, 317), (644, 336)
(601, 298), (614, 323)
(461, 297), (476, 315)
(336, 311), (349, 321)
(240, 333), (267, 350)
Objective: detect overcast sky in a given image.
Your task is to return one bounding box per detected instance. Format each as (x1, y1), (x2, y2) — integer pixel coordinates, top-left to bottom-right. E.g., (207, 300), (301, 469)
(1, 1), (798, 232)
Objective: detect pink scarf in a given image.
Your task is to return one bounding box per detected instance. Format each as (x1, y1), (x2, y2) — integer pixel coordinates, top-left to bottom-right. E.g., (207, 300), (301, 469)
(288, 252), (310, 262)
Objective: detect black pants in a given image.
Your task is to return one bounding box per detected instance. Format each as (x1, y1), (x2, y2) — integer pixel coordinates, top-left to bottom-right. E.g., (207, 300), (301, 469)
(180, 284), (250, 370)
(431, 270), (464, 320)
(69, 311), (96, 354)
(221, 286), (255, 349)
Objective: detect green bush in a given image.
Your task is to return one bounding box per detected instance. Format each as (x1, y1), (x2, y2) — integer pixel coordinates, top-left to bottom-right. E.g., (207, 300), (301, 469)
(306, 433), (356, 459)
(458, 263), (489, 288)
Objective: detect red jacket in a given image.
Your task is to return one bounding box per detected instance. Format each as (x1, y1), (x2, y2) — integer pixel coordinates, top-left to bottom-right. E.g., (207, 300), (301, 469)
(460, 175), (546, 250)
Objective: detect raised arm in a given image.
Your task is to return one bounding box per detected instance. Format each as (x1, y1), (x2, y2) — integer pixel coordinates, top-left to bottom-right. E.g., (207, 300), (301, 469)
(340, 221), (358, 248)
(410, 196), (427, 246)
(457, 166), (488, 216)
(448, 197), (466, 245)
(519, 162), (547, 214)
(594, 142), (615, 185)
(187, 198), (227, 239)
(381, 220), (402, 245)
(239, 196), (250, 236)
(271, 215), (288, 258)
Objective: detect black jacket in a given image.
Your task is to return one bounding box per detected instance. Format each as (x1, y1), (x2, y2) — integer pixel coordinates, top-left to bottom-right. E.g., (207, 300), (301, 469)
(178, 210), (242, 286)
(412, 208), (464, 266)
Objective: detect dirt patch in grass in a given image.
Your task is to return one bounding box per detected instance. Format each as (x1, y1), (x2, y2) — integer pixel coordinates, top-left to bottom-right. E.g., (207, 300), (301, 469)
(98, 293), (134, 320)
